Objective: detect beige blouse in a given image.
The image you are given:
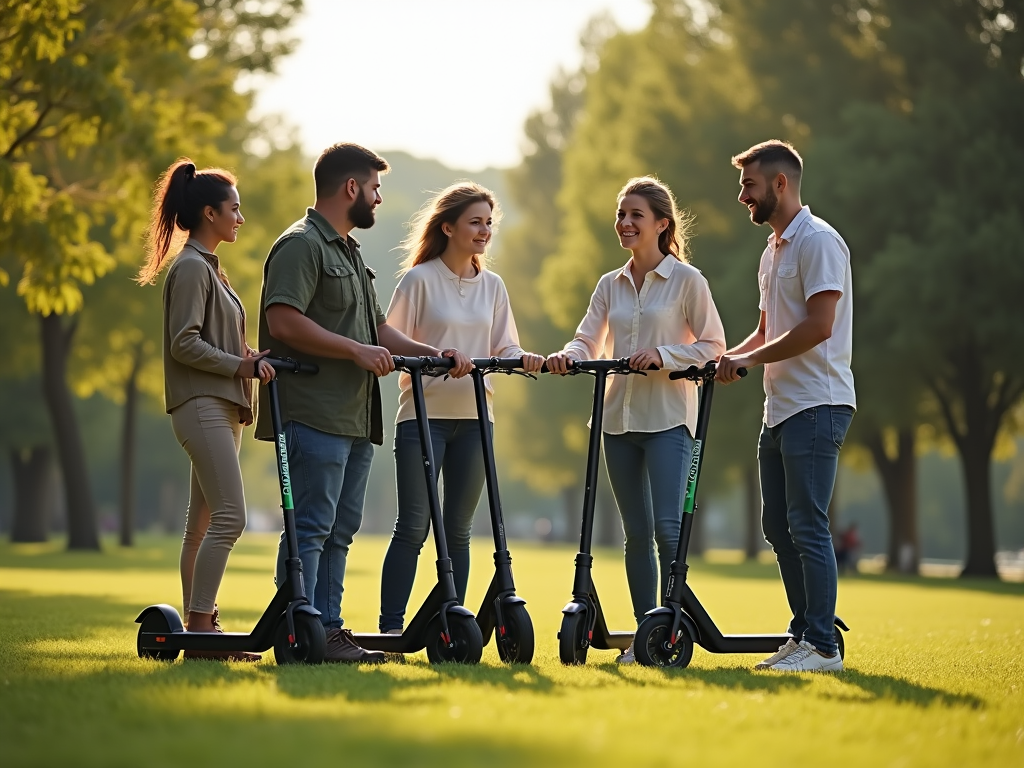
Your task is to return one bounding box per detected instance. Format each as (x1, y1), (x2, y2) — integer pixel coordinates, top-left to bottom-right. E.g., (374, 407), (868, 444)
(386, 259), (525, 423)
(562, 255), (726, 435)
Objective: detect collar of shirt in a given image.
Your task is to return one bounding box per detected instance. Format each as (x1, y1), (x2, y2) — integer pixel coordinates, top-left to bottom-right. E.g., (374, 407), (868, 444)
(769, 205), (812, 247)
(306, 207), (361, 251)
(184, 237), (219, 269)
(614, 253), (677, 288)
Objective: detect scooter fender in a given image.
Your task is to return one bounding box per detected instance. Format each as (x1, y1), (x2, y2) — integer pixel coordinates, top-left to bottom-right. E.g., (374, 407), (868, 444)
(446, 604), (476, 619)
(500, 595), (527, 608)
(293, 604), (321, 618)
(834, 616), (850, 632)
(561, 600), (587, 616)
(134, 604), (184, 632)
(642, 606), (700, 644)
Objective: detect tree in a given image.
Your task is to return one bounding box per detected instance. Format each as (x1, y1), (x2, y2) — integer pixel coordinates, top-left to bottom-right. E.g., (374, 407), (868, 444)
(0, 0), (303, 548)
(810, 0), (1024, 577)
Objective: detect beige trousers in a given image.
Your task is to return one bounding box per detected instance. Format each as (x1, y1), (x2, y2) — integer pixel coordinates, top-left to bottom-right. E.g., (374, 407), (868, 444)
(170, 396), (246, 615)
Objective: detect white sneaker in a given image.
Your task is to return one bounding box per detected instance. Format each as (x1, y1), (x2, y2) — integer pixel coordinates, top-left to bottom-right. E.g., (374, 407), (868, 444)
(754, 638), (799, 670)
(616, 642), (635, 665)
(770, 640), (843, 672)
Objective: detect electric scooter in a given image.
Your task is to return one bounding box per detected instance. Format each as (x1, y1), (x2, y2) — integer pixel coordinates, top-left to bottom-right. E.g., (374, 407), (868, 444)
(555, 357), (652, 665)
(633, 361), (850, 667)
(468, 357), (535, 664)
(135, 357), (328, 665)
(351, 356), (484, 664)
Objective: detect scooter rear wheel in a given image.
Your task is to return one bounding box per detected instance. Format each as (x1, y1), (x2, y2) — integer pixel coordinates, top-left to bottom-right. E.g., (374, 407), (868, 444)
(496, 603), (534, 664)
(634, 614), (694, 668)
(273, 612), (327, 665)
(137, 611), (180, 661)
(426, 613), (483, 664)
(835, 624), (846, 660)
(558, 611), (589, 666)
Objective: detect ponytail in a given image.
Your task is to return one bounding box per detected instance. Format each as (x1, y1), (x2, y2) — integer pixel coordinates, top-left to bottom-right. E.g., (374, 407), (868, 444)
(137, 158), (236, 284)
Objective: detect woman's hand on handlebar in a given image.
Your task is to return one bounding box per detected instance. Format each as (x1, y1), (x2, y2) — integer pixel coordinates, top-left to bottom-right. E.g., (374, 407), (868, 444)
(440, 348), (473, 378)
(521, 352), (545, 374)
(237, 349), (276, 385)
(629, 347), (663, 371)
(716, 354), (753, 384)
(545, 351), (577, 375)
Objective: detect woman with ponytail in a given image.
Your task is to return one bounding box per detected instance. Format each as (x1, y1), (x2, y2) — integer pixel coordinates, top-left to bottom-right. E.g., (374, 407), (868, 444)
(545, 176), (727, 664)
(377, 182), (544, 634)
(141, 158), (273, 661)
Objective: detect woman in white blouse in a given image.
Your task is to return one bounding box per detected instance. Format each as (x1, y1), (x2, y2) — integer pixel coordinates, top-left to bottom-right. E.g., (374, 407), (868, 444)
(546, 176), (726, 664)
(379, 182), (544, 633)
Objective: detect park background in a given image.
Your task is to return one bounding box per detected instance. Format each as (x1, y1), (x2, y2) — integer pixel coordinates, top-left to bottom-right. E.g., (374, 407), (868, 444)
(2, 0), (1024, 578)
(3, 3), (1024, 768)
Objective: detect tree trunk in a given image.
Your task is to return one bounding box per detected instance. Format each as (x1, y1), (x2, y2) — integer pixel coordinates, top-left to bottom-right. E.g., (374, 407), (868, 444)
(119, 347), (143, 547)
(9, 446), (54, 542)
(866, 427), (919, 574)
(744, 462), (761, 561)
(959, 435), (998, 577)
(40, 313), (99, 550)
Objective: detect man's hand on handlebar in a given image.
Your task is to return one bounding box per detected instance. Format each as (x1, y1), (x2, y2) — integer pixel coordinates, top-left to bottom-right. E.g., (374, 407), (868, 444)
(521, 352), (545, 374)
(629, 347), (663, 371)
(544, 351), (578, 375)
(716, 354), (753, 384)
(354, 344), (396, 377)
(440, 348), (473, 378)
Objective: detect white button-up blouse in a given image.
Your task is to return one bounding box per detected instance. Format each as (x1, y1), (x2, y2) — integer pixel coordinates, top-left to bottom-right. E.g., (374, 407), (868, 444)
(562, 255), (727, 435)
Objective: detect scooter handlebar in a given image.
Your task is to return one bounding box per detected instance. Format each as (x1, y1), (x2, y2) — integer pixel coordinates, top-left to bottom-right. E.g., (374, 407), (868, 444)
(392, 355), (454, 374)
(471, 357), (525, 370)
(540, 357), (660, 374)
(667, 361), (747, 381)
(264, 357), (319, 375)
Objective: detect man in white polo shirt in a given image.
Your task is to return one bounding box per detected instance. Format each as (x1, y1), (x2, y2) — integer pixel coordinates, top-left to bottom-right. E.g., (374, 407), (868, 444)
(717, 140), (855, 673)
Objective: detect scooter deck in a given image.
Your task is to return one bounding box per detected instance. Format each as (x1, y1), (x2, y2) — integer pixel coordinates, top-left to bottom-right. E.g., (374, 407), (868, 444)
(680, 583), (793, 655)
(353, 583), (444, 653)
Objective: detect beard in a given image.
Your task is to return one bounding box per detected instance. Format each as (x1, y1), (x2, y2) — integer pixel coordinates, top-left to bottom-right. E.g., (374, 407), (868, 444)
(349, 190), (376, 229)
(750, 186), (778, 225)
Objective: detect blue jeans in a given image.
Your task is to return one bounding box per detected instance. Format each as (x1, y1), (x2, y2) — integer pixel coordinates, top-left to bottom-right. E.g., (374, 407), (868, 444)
(274, 421), (373, 630)
(759, 404), (854, 655)
(379, 419), (485, 632)
(603, 425), (694, 625)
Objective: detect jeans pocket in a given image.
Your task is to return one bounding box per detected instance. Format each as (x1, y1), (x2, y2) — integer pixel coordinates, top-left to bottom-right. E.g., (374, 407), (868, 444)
(831, 407), (853, 448)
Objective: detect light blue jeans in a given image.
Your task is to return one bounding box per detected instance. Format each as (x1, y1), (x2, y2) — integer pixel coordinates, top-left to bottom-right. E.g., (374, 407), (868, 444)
(378, 419), (485, 632)
(603, 425), (694, 625)
(274, 421), (373, 630)
(759, 404), (854, 655)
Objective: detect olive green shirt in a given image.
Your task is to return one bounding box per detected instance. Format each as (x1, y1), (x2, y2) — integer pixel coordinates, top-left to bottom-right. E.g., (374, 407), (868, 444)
(254, 208), (386, 443)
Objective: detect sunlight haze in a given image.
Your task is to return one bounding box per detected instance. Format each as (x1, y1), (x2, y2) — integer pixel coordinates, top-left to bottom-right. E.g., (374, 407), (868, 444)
(252, 0), (652, 170)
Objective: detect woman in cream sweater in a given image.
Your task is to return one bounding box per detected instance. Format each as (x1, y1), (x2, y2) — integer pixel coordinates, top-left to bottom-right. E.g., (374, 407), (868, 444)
(378, 182), (543, 633)
(139, 158), (274, 660)
(546, 176), (727, 664)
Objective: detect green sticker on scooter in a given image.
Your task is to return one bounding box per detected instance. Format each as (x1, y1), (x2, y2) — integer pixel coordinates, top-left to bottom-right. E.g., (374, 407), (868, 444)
(682, 439), (702, 514)
(278, 433), (294, 510)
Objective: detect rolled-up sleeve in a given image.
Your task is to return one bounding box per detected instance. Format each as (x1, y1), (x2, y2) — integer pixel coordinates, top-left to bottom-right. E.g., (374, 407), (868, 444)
(656, 273), (727, 370)
(801, 231), (847, 300)
(166, 259), (242, 377)
(563, 277), (609, 360)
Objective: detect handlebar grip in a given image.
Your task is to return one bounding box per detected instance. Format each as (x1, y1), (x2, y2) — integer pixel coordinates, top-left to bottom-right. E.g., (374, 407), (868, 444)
(667, 361), (746, 381)
(265, 357), (319, 375)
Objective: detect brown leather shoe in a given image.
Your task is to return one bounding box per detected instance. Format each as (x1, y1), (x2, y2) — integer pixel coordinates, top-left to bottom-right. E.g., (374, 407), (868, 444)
(325, 628), (386, 664)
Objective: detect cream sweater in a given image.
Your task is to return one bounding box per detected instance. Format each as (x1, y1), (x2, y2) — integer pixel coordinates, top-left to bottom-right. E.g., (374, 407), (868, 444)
(386, 259), (526, 423)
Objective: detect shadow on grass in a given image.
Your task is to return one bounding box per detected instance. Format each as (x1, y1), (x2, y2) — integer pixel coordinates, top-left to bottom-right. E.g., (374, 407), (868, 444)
(590, 663), (982, 709)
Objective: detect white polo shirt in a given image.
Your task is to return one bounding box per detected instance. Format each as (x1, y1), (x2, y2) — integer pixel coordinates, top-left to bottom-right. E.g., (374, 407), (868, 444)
(758, 206), (856, 427)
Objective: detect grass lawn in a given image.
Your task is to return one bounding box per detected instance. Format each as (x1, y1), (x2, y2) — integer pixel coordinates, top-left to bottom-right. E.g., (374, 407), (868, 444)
(1, 532), (1022, 768)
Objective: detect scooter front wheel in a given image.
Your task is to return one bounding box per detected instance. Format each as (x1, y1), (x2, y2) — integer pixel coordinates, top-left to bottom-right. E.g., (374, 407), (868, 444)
(426, 613), (483, 664)
(496, 603), (535, 665)
(273, 612), (327, 665)
(137, 611), (180, 661)
(634, 614), (694, 668)
(558, 611), (589, 666)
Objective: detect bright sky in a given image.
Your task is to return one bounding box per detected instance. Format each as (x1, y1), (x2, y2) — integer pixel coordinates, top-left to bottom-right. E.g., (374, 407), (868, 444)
(252, 0), (652, 170)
